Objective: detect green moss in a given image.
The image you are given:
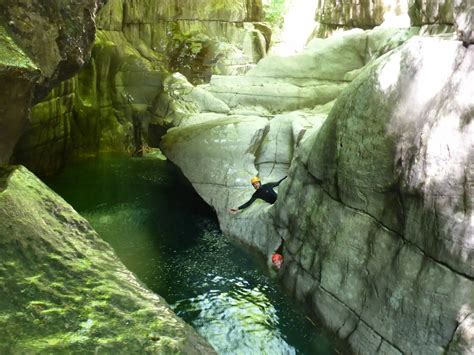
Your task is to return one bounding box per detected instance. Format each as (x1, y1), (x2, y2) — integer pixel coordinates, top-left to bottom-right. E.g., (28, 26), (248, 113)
(264, 0), (287, 27)
(0, 25), (37, 70)
(0, 167), (212, 352)
(208, 0), (241, 12)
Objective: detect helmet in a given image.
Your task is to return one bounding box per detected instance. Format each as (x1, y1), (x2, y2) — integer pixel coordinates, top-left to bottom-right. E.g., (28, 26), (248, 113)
(272, 253), (283, 263)
(250, 176), (261, 184)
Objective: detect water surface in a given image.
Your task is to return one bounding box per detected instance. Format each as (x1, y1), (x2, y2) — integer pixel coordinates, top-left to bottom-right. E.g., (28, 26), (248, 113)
(46, 154), (343, 354)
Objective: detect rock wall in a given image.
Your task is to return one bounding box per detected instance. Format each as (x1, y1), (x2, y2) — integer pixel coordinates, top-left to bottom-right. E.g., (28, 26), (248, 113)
(271, 37), (473, 354)
(11, 0), (268, 175)
(160, 27), (474, 354)
(313, 0), (462, 37)
(0, 166), (214, 353)
(0, 0), (104, 166)
(408, 0), (454, 26)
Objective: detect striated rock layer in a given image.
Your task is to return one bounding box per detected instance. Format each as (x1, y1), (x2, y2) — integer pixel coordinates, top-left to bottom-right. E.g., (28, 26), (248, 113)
(0, 165), (214, 353)
(0, 0), (104, 166)
(161, 30), (474, 354)
(12, 0), (268, 175)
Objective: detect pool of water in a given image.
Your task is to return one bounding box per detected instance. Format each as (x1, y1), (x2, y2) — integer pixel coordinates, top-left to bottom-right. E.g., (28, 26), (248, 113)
(46, 154), (344, 355)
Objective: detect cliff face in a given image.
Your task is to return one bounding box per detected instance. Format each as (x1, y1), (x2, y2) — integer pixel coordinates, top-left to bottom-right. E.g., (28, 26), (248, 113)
(313, 0), (462, 37)
(272, 37), (473, 354)
(12, 0), (268, 175)
(0, 0), (104, 167)
(160, 20), (473, 355)
(0, 0), (106, 100)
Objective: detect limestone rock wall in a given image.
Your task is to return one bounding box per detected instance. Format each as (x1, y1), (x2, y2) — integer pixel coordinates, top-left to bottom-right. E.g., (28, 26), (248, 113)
(160, 29), (473, 354)
(408, 0), (454, 26)
(271, 37), (473, 354)
(313, 0), (461, 37)
(0, 166), (214, 353)
(312, 0), (409, 37)
(0, 0), (103, 167)
(12, 0), (268, 175)
(316, 0), (404, 28)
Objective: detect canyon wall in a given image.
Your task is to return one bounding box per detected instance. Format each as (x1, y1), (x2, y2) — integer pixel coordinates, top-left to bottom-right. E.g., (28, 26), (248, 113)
(11, 0), (268, 175)
(0, 0), (104, 166)
(160, 13), (473, 355)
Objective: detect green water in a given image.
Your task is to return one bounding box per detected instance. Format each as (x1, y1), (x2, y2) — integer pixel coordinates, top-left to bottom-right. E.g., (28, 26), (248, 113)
(46, 154), (344, 355)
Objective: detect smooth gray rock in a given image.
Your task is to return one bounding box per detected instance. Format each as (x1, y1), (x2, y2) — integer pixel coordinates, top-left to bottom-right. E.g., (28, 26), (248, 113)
(161, 33), (474, 354)
(205, 27), (418, 113)
(282, 36), (473, 354)
(151, 73), (231, 130)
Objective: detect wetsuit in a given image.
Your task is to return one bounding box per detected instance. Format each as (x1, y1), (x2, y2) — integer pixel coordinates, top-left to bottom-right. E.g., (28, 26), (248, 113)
(237, 176), (287, 210)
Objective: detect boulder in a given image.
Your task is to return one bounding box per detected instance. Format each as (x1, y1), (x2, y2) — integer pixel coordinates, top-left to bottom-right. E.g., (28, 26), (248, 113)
(0, 165), (214, 353)
(275, 36), (473, 354)
(0, 0), (105, 100)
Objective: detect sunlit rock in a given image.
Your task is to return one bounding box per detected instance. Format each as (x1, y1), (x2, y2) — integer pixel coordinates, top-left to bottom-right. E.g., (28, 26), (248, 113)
(204, 27), (417, 113)
(153, 73), (230, 128)
(162, 30), (474, 354)
(0, 165), (214, 353)
(277, 36), (473, 354)
(454, 0), (474, 47)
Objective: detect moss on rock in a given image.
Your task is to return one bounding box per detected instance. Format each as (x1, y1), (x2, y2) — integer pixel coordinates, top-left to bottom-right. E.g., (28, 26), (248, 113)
(0, 165), (214, 353)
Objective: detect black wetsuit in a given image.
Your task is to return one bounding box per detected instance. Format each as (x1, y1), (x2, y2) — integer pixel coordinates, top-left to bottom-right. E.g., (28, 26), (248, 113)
(238, 176), (287, 210)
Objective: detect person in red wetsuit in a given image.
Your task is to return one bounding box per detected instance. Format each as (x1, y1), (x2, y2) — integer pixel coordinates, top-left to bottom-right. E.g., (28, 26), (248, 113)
(229, 176), (287, 212)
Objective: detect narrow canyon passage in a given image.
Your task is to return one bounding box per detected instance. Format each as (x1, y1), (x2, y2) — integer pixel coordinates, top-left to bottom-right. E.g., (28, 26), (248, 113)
(45, 154), (347, 354)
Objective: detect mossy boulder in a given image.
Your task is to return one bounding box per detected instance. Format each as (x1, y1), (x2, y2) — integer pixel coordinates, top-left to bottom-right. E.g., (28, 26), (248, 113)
(0, 165), (214, 353)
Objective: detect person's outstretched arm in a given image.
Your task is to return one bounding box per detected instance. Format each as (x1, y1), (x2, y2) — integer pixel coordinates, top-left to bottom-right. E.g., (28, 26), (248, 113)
(267, 176), (287, 188)
(230, 194), (257, 212)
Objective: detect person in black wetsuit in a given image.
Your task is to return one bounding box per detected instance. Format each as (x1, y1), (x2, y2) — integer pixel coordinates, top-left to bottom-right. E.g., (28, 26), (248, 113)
(229, 176), (287, 212)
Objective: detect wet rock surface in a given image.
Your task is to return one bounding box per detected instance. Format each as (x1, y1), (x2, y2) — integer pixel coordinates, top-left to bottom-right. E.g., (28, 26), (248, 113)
(161, 29), (474, 354)
(0, 0), (103, 166)
(0, 165), (214, 353)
